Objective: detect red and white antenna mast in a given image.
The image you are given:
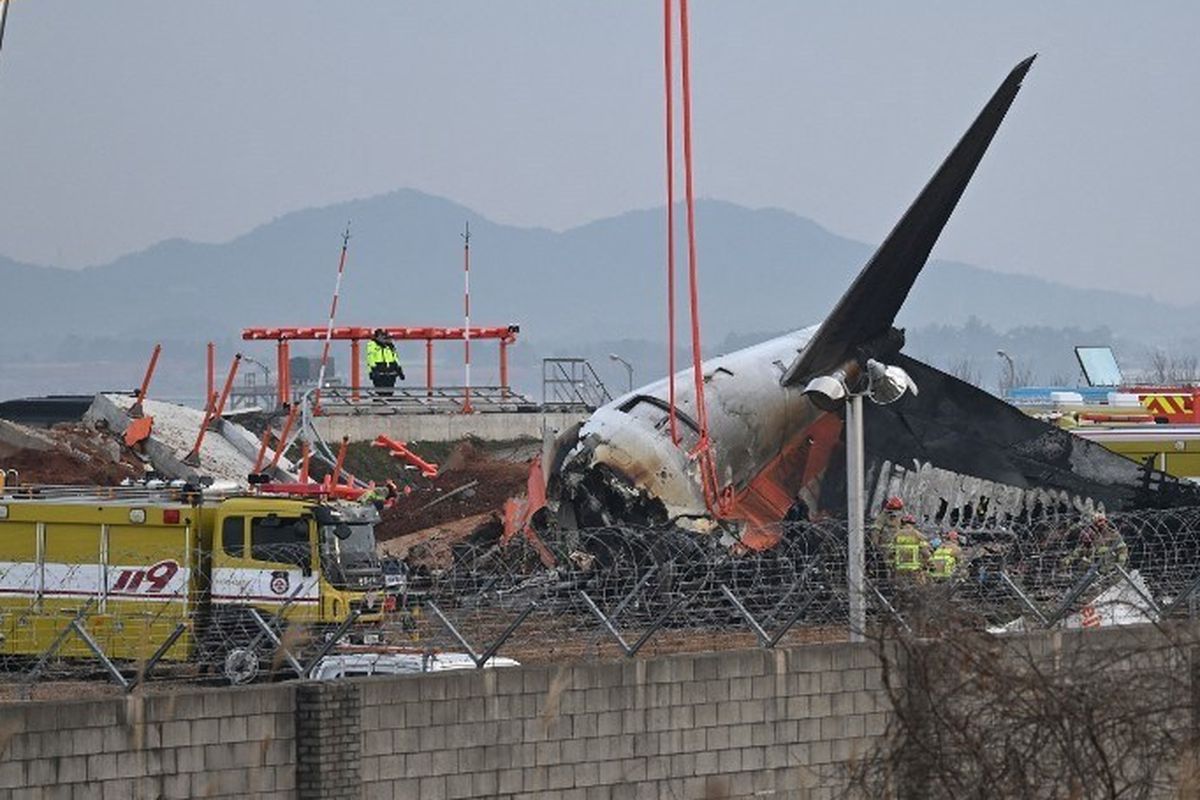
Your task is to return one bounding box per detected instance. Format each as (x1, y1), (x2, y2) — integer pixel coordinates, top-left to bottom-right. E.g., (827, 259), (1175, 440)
(462, 221), (473, 414)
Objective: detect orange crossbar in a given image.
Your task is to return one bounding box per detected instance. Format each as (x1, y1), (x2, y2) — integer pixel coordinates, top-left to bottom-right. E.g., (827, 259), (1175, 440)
(242, 325), (519, 343)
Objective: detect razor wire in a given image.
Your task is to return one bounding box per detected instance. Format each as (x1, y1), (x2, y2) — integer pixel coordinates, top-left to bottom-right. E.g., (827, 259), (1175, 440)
(406, 506), (1200, 665)
(7, 507), (1200, 693)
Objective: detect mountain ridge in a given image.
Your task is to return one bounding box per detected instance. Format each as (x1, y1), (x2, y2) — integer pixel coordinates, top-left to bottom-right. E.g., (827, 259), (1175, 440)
(1, 188), (1193, 350)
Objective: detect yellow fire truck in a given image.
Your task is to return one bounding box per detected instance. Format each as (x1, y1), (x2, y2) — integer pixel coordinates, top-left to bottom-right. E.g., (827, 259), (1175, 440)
(0, 486), (385, 674)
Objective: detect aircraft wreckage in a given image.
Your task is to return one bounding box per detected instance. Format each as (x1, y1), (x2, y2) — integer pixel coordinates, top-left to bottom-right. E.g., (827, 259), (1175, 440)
(543, 55), (1199, 551)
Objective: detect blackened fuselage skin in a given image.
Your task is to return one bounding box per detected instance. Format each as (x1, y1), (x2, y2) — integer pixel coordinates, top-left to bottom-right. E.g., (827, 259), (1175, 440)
(559, 326), (824, 529)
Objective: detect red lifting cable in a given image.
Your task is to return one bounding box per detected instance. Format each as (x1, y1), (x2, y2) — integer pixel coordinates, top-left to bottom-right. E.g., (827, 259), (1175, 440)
(676, 0), (726, 515)
(663, 0), (680, 446)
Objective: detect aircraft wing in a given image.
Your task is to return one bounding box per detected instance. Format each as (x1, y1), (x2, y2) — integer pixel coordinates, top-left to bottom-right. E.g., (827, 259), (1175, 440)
(782, 55), (1036, 386)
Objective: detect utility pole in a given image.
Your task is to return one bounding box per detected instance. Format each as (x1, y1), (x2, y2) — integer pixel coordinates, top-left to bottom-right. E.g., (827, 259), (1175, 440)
(997, 349), (1016, 397)
(846, 393), (866, 642)
(609, 353), (634, 393)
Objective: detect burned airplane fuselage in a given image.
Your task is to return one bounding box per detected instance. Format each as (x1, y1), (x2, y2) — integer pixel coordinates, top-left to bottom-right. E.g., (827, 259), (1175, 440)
(560, 328), (832, 532)
(555, 54), (1198, 541)
(559, 55), (1041, 539)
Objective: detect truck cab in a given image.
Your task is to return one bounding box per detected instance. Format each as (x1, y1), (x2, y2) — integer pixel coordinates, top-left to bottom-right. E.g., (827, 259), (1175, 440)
(208, 497), (386, 626)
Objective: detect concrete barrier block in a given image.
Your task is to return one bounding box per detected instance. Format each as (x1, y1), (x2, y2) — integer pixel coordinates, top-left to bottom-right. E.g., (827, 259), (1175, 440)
(693, 703), (717, 728)
(809, 739), (833, 764)
(376, 754), (405, 781)
(431, 699), (458, 726)
(680, 728), (705, 753)
(596, 710), (622, 737)
(702, 678), (731, 703)
(548, 764), (574, 790)
(692, 654), (722, 681)
(444, 772), (473, 799)
(218, 715), (248, 742)
(201, 690), (234, 719)
(189, 771), (219, 797)
(189, 717), (220, 746)
(391, 726), (419, 754)
(526, 765), (550, 792)
(596, 759), (626, 785)
(564, 712), (593, 740)
(430, 747), (457, 776)
(365, 781), (394, 800)
(786, 696), (810, 719)
(535, 740), (561, 766)
(406, 750), (433, 777)
(497, 768), (523, 794)
(417, 723), (447, 752)
(404, 700), (432, 727)
(729, 676), (753, 701)
(632, 732), (658, 758)
(572, 761), (600, 787)
(85, 753), (117, 783)
(694, 749), (719, 776)
(808, 693), (832, 717)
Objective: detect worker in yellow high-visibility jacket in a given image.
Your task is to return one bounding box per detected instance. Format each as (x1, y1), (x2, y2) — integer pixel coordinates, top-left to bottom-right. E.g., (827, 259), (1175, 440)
(892, 514), (931, 584)
(365, 329), (404, 397)
(929, 530), (963, 580)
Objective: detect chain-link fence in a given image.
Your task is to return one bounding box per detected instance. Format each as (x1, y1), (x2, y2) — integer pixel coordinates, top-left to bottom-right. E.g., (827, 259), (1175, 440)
(5, 507), (1200, 695)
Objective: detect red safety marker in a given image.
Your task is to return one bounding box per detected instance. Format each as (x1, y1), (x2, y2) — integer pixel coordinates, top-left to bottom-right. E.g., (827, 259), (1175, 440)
(183, 354), (241, 468)
(371, 435), (439, 479)
(313, 225), (351, 415)
(128, 343), (161, 419)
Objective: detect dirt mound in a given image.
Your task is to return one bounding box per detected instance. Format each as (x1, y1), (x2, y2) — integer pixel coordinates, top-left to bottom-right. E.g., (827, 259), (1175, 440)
(0, 420), (144, 486)
(376, 441), (530, 542)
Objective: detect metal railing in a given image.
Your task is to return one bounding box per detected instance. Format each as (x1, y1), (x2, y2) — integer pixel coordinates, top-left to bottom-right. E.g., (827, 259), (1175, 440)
(542, 358), (612, 410)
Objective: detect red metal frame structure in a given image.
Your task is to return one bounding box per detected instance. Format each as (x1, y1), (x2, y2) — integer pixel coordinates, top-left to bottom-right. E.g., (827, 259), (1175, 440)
(242, 325), (520, 408)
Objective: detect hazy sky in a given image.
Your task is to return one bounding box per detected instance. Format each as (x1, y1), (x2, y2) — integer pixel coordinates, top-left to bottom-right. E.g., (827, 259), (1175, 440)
(1, 2), (1198, 303)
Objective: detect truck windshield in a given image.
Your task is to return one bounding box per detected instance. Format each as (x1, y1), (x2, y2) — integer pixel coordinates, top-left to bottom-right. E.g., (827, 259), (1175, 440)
(321, 524), (376, 557)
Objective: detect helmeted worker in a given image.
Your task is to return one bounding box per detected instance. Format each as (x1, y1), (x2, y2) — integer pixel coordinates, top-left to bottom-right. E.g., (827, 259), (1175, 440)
(365, 329), (404, 397)
(1066, 514), (1128, 573)
(871, 496), (906, 551)
(929, 529), (963, 580)
(892, 514), (931, 580)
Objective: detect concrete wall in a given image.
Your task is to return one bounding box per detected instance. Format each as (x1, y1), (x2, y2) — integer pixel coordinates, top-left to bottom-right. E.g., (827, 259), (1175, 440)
(314, 410), (587, 443)
(0, 642), (887, 800)
(0, 683), (296, 800)
(358, 643), (888, 800)
(5, 627), (1193, 799)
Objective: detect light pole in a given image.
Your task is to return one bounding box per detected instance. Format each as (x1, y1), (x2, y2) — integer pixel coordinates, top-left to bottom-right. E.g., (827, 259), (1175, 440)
(609, 354), (634, 394)
(804, 358), (917, 643)
(997, 349), (1015, 396)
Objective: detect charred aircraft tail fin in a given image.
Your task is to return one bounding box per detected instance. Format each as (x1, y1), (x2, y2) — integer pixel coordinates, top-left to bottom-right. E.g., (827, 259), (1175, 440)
(782, 55), (1036, 386)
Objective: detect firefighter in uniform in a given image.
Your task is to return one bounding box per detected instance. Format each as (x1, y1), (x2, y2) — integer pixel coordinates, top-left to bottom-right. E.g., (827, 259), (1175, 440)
(365, 329), (404, 397)
(929, 530), (963, 580)
(869, 496), (906, 586)
(892, 514), (932, 583)
(871, 496), (906, 551)
(1066, 514), (1128, 573)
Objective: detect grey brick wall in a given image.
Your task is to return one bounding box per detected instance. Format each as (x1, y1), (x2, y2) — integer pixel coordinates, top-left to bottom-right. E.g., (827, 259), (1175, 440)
(359, 641), (889, 800)
(10, 628), (1174, 799)
(0, 682), (296, 800)
(296, 682), (361, 800)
